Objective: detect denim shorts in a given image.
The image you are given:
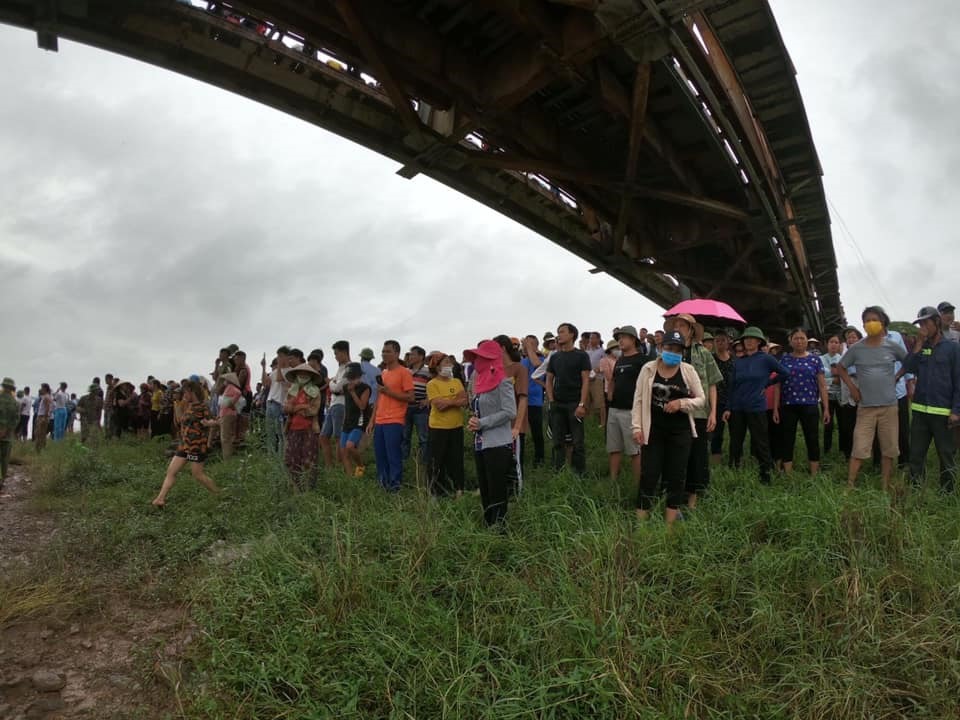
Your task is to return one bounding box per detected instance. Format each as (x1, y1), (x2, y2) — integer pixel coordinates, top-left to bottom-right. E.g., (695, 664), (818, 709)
(340, 427), (364, 448)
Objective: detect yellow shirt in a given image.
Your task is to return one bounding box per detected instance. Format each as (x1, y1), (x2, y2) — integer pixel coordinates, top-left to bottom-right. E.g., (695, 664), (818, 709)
(426, 377), (465, 429)
(151, 389), (163, 412)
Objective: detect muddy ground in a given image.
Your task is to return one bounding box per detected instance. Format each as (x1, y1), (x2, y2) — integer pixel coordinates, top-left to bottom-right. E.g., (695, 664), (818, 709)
(0, 464), (191, 719)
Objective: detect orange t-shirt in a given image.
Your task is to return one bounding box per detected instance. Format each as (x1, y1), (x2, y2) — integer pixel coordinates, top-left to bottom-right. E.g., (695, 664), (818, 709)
(375, 366), (414, 425)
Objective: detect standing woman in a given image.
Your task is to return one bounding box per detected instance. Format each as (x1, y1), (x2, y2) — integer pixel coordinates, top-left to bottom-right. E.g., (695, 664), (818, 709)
(151, 379), (221, 507)
(426, 354), (468, 497)
(283, 362), (324, 491)
(722, 327), (787, 485)
(34, 384), (53, 453)
(465, 340), (517, 527)
(773, 328), (830, 474)
(821, 334), (844, 455)
(631, 330), (705, 524)
(836, 327), (863, 460)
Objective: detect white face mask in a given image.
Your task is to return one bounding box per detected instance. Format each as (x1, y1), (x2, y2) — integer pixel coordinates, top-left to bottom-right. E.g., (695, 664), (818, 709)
(439, 366), (454, 378)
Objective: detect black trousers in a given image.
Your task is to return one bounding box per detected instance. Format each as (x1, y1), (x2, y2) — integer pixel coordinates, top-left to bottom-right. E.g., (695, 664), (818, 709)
(428, 427), (464, 496)
(836, 404), (857, 460)
(767, 410), (783, 467)
(780, 404), (821, 463)
(909, 411), (957, 492)
(729, 411), (773, 484)
(113, 407), (130, 437)
(549, 402), (586, 475)
(898, 396), (911, 468)
(638, 422), (692, 510)
(710, 410), (727, 456)
(520, 404), (545, 467)
(477, 445), (512, 525)
(823, 398), (839, 454)
(685, 417), (710, 495)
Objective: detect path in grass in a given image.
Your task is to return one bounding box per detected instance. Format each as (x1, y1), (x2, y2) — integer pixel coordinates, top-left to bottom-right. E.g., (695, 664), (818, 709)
(0, 460), (189, 719)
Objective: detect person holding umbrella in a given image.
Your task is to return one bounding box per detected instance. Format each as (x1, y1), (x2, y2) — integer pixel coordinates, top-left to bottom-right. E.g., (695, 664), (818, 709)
(631, 330), (705, 524)
(722, 327), (788, 485)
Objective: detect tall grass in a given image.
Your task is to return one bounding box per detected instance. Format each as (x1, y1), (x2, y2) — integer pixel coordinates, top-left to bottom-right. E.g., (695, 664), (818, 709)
(22, 432), (960, 718)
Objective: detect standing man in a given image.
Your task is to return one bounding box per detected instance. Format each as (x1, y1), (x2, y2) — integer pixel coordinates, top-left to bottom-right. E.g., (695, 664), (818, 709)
(402, 346), (431, 471)
(368, 340), (414, 492)
(262, 346), (292, 453)
(359, 347), (381, 453)
(585, 331), (606, 427)
(77, 384), (104, 444)
(605, 326), (646, 485)
(359, 347), (382, 410)
(321, 341), (351, 467)
(939, 301), (960, 342)
(521, 335), (546, 468)
(903, 306), (960, 492)
(546, 323), (591, 476)
(653, 330), (665, 357)
(0, 377), (18, 486)
(103, 374), (116, 437)
(17, 385), (31, 441)
(836, 306), (906, 491)
(52, 382), (69, 440)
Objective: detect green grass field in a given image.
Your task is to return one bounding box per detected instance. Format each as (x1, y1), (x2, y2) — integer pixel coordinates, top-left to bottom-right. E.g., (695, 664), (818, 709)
(10, 427), (960, 719)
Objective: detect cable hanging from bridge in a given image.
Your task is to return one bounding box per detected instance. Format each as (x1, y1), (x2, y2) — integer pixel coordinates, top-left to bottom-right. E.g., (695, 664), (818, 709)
(827, 196), (892, 311)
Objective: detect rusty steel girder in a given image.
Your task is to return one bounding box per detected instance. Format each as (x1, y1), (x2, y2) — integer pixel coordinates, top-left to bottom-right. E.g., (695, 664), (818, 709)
(0, 0), (843, 334)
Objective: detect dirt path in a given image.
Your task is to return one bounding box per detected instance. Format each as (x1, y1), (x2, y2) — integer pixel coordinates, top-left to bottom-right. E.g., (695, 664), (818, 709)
(0, 464), (191, 719)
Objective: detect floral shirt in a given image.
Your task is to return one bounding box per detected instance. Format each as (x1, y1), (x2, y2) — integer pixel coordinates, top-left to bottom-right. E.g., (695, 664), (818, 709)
(178, 402), (212, 457)
(780, 354), (824, 406)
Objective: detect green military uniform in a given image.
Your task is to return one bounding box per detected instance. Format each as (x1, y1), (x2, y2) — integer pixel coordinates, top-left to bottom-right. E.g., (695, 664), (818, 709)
(684, 344), (723, 418)
(77, 385), (104, 444)
(0, 378), (20, 483)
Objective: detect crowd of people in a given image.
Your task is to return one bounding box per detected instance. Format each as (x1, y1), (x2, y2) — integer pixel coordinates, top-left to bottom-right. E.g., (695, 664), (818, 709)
(2, 302), (958, 526)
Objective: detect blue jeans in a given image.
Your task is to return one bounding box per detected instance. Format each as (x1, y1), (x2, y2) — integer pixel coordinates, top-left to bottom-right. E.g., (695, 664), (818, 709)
(53, 407), (68, 440)
(375, 423), (404, 491)
(265, 400), (284, 453)
(402, 408), (430, 467)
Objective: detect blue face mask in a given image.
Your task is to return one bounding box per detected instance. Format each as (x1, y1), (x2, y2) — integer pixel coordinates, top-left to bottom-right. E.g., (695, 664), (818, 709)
(661, 350), (682, 367)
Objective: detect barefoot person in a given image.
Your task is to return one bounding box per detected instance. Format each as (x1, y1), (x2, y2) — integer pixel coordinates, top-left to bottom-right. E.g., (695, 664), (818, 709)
(152, 380), (220, 507)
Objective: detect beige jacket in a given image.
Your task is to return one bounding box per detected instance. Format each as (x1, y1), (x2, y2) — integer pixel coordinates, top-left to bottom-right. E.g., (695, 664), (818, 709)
(630, 361), (705, 444)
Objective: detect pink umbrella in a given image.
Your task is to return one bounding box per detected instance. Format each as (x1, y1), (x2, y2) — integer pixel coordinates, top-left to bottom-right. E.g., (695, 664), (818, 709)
(664, 299), (746, 326)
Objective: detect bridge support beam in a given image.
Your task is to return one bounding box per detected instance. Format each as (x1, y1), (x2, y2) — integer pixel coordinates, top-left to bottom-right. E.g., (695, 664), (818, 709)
(612, 62), (650, 255)
(35, 0), (57, 51)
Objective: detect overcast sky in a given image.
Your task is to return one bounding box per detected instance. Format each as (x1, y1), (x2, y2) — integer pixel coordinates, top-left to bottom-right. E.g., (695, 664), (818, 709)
(0, 1), (957, 392)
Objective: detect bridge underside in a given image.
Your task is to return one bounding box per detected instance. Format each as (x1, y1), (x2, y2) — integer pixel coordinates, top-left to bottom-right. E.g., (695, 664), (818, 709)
(1, 0), (844, 335)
